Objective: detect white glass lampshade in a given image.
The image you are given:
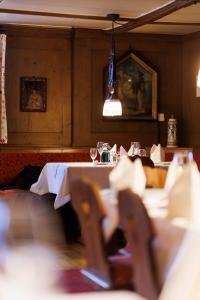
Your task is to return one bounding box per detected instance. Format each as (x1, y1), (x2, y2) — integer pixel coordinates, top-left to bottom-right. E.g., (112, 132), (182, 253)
(197, 69), (200, 87)
(197, 68), (200, 97)
(103, 95), (122, 117)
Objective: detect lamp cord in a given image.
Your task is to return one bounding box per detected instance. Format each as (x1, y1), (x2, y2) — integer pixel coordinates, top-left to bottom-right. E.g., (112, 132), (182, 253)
(111, 19), (114, 50)
(107, 18), (117, 94)
(111, 19), (116, 85)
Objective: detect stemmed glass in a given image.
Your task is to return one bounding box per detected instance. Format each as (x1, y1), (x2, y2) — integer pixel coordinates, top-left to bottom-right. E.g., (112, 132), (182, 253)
(138, 148), (146, 157)
(131, 142), (141, 156)
(97, 141), (104, 163)
(90, 148), (97, 164)
(173, 151), (193, 167)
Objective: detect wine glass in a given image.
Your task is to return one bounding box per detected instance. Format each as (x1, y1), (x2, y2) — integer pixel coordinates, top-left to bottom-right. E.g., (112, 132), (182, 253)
(173, 151), (193, 167)
(138, 148), (146, 157)
(90, 148), (97, 164)
(97, 141), (104, 163)
(131, 142), (141, 156)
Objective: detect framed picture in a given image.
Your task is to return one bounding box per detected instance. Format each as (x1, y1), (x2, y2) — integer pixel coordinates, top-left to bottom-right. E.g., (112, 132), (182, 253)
(20, 77), (47, 112)
(105, 52), (157, 120)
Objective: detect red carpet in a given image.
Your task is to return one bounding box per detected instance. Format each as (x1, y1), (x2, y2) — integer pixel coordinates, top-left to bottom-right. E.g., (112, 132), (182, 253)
(58, 269), (102, 293)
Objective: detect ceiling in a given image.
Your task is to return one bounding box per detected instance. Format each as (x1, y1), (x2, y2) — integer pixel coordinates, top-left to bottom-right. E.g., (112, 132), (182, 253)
(0, 0), (200, 35)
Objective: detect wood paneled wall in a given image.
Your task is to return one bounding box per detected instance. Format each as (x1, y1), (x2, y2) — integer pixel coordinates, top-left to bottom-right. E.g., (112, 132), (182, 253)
(4, 28), (71, 148)
(1, 27), (185, 149)
(73, 30), (182, 149)
(181, 32), (200, 148)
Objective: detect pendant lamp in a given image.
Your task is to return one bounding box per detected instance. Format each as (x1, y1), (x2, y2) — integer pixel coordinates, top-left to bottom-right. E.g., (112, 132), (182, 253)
(103, 14), (122, 117)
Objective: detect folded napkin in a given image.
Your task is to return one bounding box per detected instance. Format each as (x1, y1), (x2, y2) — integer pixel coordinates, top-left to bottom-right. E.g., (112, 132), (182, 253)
(120, 145), (127, 157)
(110, 144), (117, 153)
(128, 144), (133, 156)
(168, 162), (200, 223)
(109, 156), (146, 197)
(150, 144), (165, 163)
(160, 228), (200, 300)
(164, 160), (182, 190)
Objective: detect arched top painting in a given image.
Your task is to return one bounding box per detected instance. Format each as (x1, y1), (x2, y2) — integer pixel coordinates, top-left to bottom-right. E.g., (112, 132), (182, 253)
(114, 52), (157, 120)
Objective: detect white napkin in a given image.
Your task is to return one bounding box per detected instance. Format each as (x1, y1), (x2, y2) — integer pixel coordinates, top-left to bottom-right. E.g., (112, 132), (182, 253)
(111, 144), (117, 153)
(128, 145), (133, 156)
(160, 228), (200, 300)
(150, 144), (165, 163)
(164, 159), (182, 190)
(168, 162), (200, 223)
(109, 156), (146, 197)
(120, 145), (127, 157)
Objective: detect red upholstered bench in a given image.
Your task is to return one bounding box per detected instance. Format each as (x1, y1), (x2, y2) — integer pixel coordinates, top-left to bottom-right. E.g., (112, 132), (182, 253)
(0, 151), (90, 186)
(165, 151), (200, 170)
(1, 149), (199, 186)
(165, 152), (173, 162)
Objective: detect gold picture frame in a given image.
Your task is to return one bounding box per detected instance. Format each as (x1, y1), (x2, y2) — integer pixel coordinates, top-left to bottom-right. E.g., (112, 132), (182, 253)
(20, 77), (47, 112)
(105, 52), (157, 120)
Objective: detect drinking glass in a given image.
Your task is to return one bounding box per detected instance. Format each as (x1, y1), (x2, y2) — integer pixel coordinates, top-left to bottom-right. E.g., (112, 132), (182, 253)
(138, 148), (146, 157)
(110, 151), (117, 164)
(131, 142), (141, 156)
(90, 148), (97, 164)
(173, 151), (193, 167)
(97, 141), (104, 163)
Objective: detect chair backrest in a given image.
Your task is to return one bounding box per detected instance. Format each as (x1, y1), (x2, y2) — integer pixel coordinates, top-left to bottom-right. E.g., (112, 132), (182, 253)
(118, 189), (159, 300)
(71, 177), (112, 286)
(129, 155), (154, 168)
(68, 166), (112, 190)
(144, 167), (167, 188)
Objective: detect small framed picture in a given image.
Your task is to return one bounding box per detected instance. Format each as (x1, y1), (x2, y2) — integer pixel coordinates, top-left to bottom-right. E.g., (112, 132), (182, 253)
(20, 77), (47, 112)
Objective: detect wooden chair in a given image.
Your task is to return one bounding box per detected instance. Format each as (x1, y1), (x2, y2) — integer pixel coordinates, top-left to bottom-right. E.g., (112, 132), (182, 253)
(71, 177), (133, 290)
(118, 189), (159, 300)
(144, 166), (167, 188)
(68, 166), (113, 190)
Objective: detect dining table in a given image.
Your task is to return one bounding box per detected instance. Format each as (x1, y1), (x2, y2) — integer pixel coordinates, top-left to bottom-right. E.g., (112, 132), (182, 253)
(30, 159), (200, 299)
(30, 162), (114, 209)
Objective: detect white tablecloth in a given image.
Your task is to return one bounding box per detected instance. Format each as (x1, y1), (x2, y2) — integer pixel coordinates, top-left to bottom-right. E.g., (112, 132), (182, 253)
(56, 291), (145, 300)
(100, 188), (168, 241)
(30, 162), (114, 209)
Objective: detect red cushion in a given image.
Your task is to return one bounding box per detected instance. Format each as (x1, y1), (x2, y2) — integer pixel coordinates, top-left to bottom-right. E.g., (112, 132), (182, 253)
(108, 253), (133, 288)
(165, 152), (200, 170)
(58, 269), (101, 293)
(165, 153), (173, 161)
(0, 152), (90, 185)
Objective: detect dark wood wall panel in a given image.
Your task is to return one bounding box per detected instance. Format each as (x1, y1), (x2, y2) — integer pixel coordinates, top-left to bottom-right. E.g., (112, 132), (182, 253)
(181, 33), (200, 148)
(73, 30), (182, 149)
(4, 28), (71, 148)
(2, 27), (184, 150)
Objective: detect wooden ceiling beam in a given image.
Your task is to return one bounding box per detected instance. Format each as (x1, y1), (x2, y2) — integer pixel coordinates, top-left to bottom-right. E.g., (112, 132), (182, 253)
(152, 21), (200, 26)
(0, 8), (131, 22)
(1, 2), (200, 30)
(110, 0), (200, 33)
